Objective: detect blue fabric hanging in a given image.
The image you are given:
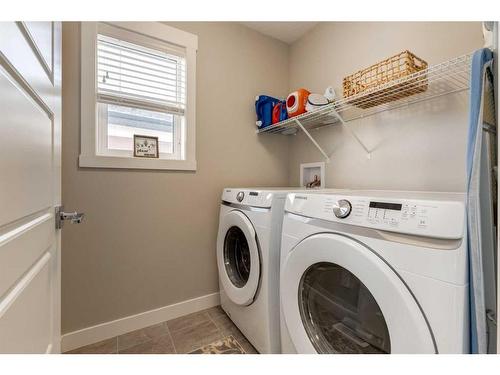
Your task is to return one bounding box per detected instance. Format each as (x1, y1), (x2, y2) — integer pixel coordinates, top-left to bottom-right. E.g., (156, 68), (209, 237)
(466, 48), (494, 354)
(466, 49), (493, 181)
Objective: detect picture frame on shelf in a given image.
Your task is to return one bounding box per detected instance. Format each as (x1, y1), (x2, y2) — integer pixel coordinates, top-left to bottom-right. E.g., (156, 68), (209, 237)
(133, 134), (159, 158)
(300, 162), (325, 189)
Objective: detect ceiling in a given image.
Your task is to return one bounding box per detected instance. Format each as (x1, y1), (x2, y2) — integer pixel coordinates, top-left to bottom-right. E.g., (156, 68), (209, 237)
(240, 22), (318, 44)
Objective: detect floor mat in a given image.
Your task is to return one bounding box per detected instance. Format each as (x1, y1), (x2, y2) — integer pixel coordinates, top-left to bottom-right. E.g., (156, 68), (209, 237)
(189, 336), (246, 354)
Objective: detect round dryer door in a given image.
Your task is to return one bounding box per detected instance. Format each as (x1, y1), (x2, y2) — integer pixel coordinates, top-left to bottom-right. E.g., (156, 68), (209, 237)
(281, 233), (436, 354)
(217, 210), (261, 306)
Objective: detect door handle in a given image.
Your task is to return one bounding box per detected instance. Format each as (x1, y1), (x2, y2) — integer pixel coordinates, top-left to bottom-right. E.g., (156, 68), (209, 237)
(55, 206), (84, 229)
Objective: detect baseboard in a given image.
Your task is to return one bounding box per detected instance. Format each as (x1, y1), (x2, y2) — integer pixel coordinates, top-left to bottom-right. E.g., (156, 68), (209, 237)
(61, 292), (220, 352)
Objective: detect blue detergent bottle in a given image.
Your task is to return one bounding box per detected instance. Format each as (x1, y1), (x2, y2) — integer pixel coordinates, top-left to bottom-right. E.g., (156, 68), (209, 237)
(255, 95), (280, 128)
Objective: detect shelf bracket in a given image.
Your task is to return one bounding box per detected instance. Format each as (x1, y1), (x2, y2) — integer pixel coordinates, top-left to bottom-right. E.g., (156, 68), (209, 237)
(330, 109), (371, 159)
(293, 118), (331, 162)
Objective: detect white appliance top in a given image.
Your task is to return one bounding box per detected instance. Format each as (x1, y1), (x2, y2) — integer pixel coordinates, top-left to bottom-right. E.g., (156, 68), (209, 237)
(285, 190), (466, 239)
(222, 187), (306, 208)
(221, 187), (348, 208)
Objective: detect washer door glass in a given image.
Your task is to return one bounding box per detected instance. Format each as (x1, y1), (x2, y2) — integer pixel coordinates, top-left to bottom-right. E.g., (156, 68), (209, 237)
(299, 262), (391, 354)
(224, 226), (251, 288)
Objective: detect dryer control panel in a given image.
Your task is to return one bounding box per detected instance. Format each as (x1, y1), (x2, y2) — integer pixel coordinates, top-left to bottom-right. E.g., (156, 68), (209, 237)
(222, 189), (274, 208)
(286, 192), (465, 240)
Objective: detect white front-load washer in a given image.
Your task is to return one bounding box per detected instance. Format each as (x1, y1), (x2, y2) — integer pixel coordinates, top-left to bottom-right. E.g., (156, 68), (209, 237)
(217, 187), (310, 354)
(280, 190), (469, 354)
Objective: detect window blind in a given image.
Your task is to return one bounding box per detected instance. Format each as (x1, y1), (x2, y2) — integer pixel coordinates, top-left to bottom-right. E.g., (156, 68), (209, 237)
(97, 34), (186, 115)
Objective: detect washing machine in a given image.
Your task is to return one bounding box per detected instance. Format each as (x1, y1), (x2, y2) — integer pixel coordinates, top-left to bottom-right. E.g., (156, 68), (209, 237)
(280, 190), (469, 354)
(216, 187), (310, 354)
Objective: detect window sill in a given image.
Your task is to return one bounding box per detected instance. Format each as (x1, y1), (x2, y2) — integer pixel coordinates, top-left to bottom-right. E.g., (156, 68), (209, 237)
(79, 154), (197, 171)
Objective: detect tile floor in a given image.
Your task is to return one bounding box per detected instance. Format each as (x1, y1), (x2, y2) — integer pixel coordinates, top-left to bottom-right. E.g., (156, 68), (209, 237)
(65, 306), (259, 354)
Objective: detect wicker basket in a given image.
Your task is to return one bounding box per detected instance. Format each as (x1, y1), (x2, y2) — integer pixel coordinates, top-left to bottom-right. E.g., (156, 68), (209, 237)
(343, 50), (428, 109)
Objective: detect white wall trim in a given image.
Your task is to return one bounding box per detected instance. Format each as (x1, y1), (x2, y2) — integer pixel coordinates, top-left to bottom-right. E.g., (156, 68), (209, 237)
(78, 154), (197, 171)
(61, 292), (219, 352)
(107, 22), (198, 50)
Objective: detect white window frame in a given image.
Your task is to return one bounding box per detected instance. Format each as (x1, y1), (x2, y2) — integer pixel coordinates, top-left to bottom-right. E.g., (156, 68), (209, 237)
(79, 22), (197, 171)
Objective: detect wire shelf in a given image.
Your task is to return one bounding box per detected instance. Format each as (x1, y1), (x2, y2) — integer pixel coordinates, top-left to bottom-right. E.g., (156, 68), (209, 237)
(257, 53), (473, 135)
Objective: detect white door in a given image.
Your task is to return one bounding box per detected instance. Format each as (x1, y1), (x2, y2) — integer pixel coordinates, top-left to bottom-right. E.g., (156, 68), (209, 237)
(216, 210), (261, 306)
(281, 233), (436, 354)
(0, 22), (62, 353)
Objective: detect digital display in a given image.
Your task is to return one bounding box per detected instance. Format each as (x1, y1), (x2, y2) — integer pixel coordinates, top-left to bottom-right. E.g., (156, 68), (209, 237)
(369, 201), (402, 211)
(249, 192), (259, 196)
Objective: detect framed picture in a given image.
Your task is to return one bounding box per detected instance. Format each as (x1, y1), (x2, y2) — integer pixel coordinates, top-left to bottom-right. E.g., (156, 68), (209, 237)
(134, 135), (159, 158)
(300, 162), (325, 189)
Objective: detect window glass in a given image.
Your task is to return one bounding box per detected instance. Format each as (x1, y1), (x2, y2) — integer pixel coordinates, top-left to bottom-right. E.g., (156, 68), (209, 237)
(104, 104), (175, 154)
(96, 32), (186, 159)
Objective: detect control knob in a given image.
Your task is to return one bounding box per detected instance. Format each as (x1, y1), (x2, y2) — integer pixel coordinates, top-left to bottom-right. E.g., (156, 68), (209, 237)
(333, 199), (352, 219)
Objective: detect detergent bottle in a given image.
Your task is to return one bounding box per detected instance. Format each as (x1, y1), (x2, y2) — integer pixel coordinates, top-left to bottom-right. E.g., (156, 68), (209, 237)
(255, 95), (280, 128)
(286, 88), (310, 117)
(272, 101), (288, 124)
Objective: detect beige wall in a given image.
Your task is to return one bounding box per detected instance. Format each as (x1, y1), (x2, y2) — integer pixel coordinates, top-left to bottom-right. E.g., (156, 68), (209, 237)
(61, 22), (290, 333)
(288, 22), (483, 191)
